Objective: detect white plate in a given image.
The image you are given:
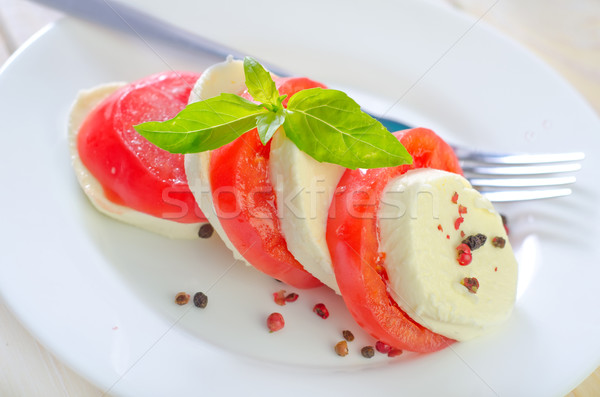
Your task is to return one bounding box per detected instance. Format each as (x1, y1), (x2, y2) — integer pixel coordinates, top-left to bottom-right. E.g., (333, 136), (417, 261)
(1, 1), (600, 395)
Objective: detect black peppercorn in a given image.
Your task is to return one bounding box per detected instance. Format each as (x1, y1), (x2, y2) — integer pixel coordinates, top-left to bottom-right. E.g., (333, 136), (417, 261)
(198, 223), (214, 239)
(462, 233), (487, 250)
(361, 346), (375, 358)
(342, 330), (355, 342)
(193, 292), (208, 308)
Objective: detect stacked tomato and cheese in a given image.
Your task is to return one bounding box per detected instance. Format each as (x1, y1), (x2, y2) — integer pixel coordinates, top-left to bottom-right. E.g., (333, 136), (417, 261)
(69, 71), (207, 239)
(70, 58), (518, 353)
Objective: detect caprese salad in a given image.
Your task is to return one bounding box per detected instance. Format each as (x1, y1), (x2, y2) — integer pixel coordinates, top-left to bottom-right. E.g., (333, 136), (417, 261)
(69, 57), (518, 353)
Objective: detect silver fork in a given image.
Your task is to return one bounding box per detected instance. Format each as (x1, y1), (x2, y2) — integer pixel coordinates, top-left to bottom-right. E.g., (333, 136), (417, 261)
(373, 118), (585, 202)
(452, 146), (584, 202)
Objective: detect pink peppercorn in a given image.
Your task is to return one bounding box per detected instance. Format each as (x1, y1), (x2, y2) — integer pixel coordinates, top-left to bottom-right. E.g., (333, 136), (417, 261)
(375, 341), (392, 354)
(285, 293), (299, 302)
(267, 313), (285, 332)
(313, 303), (329, 319)
(388, 348), (403, 357)
(454, 216), (464, 230)
(451, 192), (459, 204)
(273, 290), (286, 306)
(456, 243), (472, 266)
(458, 251), (472, 266)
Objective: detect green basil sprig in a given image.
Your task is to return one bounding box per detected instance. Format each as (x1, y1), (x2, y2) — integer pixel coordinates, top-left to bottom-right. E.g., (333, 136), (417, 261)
(134, 57), (412, 169)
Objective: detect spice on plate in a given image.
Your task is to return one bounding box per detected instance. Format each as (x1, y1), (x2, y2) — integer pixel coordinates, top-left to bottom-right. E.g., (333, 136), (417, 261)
(313, 303), (329, 319)
(456, 243), (472, 266)
(175, 292), (190, 305)
(361, 346), (375, 358)
(193, 292), (208, 308)
(375, 341), (392, 354)
(273, 290), (287, 306)
(454, 216), (465, 230)
(492, 236), (506, 248)
(461, 277), (479, 294)
(273, 290), (299, 305)
(267, 312), (285, 332)
(462, 233), (487, 250)
(285, 292), (299, 302)
(387, 348), (403, 358)
(198, 223), (214, 239)
(335, 340), (349, 357)
(342, 330), (355, 342)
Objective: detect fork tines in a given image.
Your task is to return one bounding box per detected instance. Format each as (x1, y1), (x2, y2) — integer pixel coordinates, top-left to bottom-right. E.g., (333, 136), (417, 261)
(455, 149), (585, 202)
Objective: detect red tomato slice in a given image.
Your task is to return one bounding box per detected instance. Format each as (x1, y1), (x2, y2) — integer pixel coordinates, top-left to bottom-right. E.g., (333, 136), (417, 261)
(77, 71), (206, 223)
(209, 77), (326, 289)
(327, 128), (462, 352)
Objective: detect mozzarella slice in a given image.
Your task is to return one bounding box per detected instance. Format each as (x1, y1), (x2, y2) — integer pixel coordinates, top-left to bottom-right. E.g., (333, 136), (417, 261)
(378, 168), (518, 341)
(184, 57), (251, 265)
(269, 130), (345, 293)
(68, 83), (204, 239)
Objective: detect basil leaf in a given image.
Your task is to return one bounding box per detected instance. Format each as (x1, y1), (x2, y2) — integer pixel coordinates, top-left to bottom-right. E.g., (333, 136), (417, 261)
(134, 93), (267, 154)
(256, 108), (286, 145)
(244, 56), (279, 106)
(284, 88), (413, 169)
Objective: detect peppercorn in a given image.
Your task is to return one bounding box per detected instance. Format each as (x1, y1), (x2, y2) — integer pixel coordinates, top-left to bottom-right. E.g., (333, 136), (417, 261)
(361, 346), (375, 358)
(454, 216), (464, 230)
(342, 330), (355, 342)
(198, 223), (214, 239)
(388, 348), (403, 358)
(285, 293), (299, 302)
(461, 277), (479, 294)
(313, 303), (329, 319)
(267, 313), (285, 332)
(193, 292), (208, 308)
(175, 292), (190, 305)
(456, 243), (472, 266)
(492, 236), (506, 248)
(462, 233), (487, 250)
(273, 290), (287, 306)
(375, 341), (392, 354)
(273, 290), (298, 305)
(335, 341), (349, 357)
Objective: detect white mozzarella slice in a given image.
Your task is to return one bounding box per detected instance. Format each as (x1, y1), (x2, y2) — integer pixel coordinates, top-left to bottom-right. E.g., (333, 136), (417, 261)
(269, 130), (345, 293)
(184, 57), (251, 264)
(378, 168), (518, 341)
(68, 83), (203, 239)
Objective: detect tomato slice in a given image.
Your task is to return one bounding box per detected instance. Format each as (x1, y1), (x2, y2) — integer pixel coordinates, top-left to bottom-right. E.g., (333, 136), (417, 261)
(209, 77), (326, 289)
(327, 128), (461, 352)
(77, 71), (206, 223)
